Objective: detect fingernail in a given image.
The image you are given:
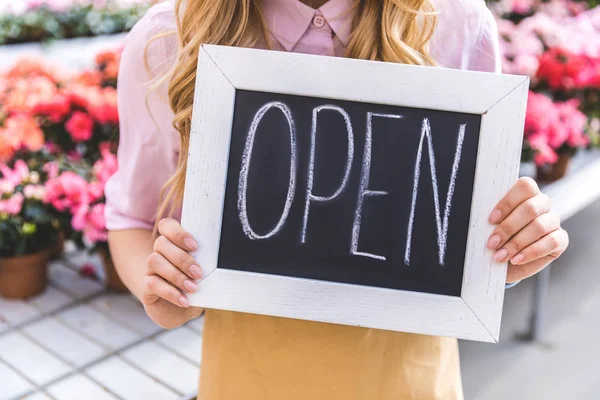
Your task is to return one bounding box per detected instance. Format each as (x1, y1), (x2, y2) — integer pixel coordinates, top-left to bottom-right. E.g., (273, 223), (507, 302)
(487, 235), (501, 249)
(179, 295), (190, 308)
(189, 265), (203, 280)
(183, 280), (198, 293)
(511, 253), (525, 264)
(493, 248), (509, 262)
(184, 237), (198, 251)
(489, 209), (502, 224)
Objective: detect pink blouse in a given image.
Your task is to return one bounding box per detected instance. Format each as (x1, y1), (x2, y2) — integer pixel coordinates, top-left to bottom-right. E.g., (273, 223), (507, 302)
(105, 0), (501, 231)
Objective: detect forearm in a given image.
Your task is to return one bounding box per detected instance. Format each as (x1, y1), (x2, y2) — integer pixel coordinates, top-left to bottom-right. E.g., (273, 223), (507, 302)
(107, 229), (154, 301)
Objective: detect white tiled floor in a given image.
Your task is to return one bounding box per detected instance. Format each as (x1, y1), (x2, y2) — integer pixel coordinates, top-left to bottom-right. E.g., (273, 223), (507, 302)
(21, 393), (53, 400)
(23, 318), (106, 367)
(47, 374), (117, 400)
(122, 342), (200, 395)
(48, 263), (104, 300)
(27, 287), (74, 315)
(0, 332), (72, 386)
(57, 304), (141, 351)
(86, 357), (179, 400)
(0, 362), (34, 399)
(0, 298), (41, 327)
(155, 326), (203, 366)
(89, 294), (162, 337)
(0, 250), (203, 400)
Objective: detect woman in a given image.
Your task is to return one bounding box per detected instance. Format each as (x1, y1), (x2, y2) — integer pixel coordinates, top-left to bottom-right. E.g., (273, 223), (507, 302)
(105, 0), (569, 398)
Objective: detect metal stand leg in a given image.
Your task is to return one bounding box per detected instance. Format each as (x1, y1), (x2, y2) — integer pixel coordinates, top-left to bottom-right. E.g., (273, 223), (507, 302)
(529, 265), (551, 341)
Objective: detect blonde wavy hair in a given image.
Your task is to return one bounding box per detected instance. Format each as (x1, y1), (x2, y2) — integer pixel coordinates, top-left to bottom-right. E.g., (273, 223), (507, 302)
(153, 0), (437, 229)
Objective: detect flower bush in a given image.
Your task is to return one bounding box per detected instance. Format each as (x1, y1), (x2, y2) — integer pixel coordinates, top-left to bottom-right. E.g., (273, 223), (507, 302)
(489, 0), (600, 166)
(0, 50), (121, 255)
(0, 157), (60, 257)
(0, 0), (156, 45)
(523, 92), (589, 164)
(0, 55), (119, 164)
(43, 143), (116, 247)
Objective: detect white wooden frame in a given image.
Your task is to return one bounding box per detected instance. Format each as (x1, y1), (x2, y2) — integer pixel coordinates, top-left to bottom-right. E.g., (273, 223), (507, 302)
(183, 45), (529, 343)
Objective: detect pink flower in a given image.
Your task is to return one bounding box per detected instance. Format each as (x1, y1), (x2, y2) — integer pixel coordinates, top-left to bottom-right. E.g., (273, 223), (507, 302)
(71, 203), (88, 231)
(85, 227), (108, 243)
(47, 0), (76, 13)
(0, 160), (30, 187)
(93, 147), (118, 184)
(511, 0), (536, 15)
(43, 161), (59, 179)
(87, 203), (106, 229)
(65, 111), (94, 142)
(556, 100), (589, 147)
(0, 193), (24, 215)
(531, 137), (559, 166)
(61, 171), (90, 206)
(71, 203), (108, 244)
(87, 181), (104, 203)
(524, 91), (588, 166)
(26, 0), (45, 10)
(513, 54), (540, 77)
(44, 171), (90, 212)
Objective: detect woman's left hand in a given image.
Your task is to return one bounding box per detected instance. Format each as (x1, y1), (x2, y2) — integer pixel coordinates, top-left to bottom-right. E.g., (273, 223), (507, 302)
(487, 177), (569, 283)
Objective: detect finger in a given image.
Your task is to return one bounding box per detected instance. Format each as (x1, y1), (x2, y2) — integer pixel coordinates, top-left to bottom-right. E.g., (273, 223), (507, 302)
(489, 177), (540, 224)
(157, 218), (198, 251)
(487, 192), (550, 250)
(493, 212), (560, 263)
(506, 254), (560, 283)
(509, 228), (569, 265)
(144, 275), (190, 308)
(153, 235), (203, 280)
(147, 252), (198, 294)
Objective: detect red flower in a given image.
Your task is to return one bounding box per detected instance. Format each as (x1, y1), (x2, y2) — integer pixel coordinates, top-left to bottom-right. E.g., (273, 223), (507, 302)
(88, 88), (119, 125)
(33, 93), (71, 123)
(65, 111), (94, 142)
(536, 48), (597, 91)
(79, 263), (99, 280)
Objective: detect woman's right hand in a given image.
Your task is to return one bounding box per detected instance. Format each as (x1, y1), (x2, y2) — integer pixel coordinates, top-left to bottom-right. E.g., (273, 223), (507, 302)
(142, 218), (204, 329)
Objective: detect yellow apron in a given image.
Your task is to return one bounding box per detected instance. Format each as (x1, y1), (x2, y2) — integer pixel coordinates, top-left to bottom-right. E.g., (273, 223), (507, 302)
(198, 309), (463, 400)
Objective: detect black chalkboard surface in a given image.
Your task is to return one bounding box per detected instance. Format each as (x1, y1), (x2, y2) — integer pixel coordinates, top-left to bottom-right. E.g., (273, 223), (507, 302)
(217, 90), (481, 297)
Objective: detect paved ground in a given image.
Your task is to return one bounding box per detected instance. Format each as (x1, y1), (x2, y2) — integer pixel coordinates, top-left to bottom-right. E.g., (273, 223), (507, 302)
(2, 202), (598, 400)
(460, 199), (600, 399)
(0, 250), (202, 400)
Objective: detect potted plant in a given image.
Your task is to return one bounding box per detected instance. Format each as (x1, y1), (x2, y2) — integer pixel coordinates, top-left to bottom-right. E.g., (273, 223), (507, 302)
(43, 143), (126, 292)
(523, 91), (589, 182)
(0, 159), (59, 299)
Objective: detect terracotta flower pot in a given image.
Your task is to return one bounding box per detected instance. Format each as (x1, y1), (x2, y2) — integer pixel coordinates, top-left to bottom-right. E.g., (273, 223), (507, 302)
(536, 152), (572, 183)
(0, 250), (50, 299)
(99, 247), (129, 293)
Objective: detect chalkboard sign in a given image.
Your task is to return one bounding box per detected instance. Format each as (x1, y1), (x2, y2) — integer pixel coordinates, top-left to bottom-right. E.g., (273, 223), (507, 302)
(182, 45), (529, 342)
(219, 90), (481, 296)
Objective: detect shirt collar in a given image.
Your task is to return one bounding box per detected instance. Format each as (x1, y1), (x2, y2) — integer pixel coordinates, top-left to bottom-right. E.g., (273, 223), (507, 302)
(261, 0), (354, 51)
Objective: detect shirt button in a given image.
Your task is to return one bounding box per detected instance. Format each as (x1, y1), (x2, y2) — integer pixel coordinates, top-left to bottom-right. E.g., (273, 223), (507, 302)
(313, 14), (325, 28)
